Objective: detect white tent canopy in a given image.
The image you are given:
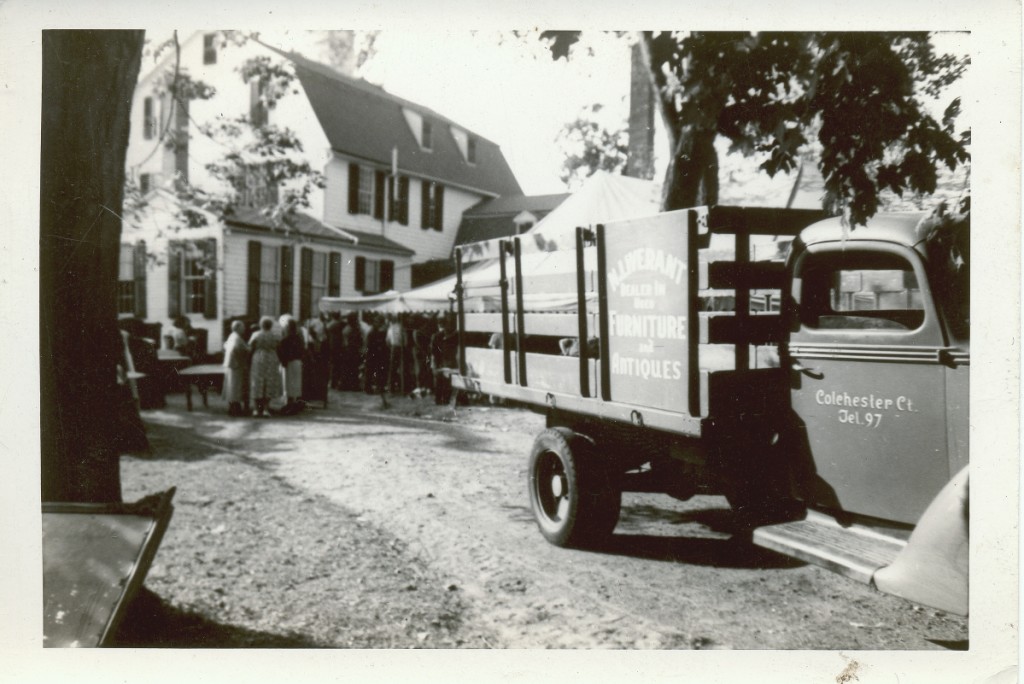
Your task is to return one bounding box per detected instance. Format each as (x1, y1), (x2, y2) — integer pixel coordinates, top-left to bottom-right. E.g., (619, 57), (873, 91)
(319, 172), (662, 314)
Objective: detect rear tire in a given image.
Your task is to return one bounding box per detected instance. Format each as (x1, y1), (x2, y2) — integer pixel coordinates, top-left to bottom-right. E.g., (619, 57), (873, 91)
(528, 428), (620, 548)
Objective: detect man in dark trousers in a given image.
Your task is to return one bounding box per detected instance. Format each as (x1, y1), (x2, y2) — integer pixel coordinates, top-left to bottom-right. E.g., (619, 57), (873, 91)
(340, 312), (363, 391)
(430, 315), (458, 405)
(326, 311), (344, 390)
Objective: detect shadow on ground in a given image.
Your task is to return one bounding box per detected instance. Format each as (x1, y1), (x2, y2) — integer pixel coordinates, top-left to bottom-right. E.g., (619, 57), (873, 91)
(594, 533), (805, 569)
(111, 588), (326, 648)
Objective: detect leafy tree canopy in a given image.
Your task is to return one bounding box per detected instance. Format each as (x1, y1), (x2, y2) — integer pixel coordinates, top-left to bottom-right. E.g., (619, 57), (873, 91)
(541, 31), (969, 226)
(556, 103), (629, 189)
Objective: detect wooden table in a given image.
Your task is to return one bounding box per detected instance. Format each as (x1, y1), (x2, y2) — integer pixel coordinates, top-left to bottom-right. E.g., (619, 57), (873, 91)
(177, 364), (226, 411)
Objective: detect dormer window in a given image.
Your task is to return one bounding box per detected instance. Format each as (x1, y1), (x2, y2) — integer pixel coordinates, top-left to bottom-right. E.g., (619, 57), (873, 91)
(422, 119), (433, 150)
(450, 126), (476, 164)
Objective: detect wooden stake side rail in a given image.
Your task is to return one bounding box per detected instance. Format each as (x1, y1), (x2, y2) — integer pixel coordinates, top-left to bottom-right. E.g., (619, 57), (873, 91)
(452, 206), (825, 430)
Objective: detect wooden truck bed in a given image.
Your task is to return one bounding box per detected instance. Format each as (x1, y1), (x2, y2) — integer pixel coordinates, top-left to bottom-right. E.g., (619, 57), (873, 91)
(451, 206), (824, 438)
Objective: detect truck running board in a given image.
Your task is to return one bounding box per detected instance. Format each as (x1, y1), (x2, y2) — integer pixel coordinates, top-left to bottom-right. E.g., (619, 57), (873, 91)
(752, 510), (909, 584)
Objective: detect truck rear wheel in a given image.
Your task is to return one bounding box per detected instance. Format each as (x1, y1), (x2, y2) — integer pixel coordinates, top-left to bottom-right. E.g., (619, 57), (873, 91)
(528, 428), (620, 548)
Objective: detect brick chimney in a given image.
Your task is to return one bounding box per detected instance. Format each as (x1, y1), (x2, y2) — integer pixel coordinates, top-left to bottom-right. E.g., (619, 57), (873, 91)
(625, 42), (655, 180)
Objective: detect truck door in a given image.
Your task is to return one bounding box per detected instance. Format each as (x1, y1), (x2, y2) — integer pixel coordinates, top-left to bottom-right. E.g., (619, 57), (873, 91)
(787, 241), (951, 525)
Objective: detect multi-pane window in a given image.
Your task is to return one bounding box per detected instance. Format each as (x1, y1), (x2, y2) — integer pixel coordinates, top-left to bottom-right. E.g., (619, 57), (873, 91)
(467, 137), (476, 164)
(259, 246), (280, 316)
(309, 252), (329, 309)
(237, 164), (278, 208)
(183, 245), (207, 314)
(388, 175), (410, 225)
(117, 244), (136, 314)
(355, 257), (394, 294)
(203, 33), (217, 65)
(357, 168), (374, 215)
(421, 181), (444, 231)
(139, 173), (153, 195)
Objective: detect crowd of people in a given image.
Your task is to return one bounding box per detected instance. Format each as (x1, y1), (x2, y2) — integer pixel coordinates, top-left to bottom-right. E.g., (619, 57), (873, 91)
(220, 311), (459, 418)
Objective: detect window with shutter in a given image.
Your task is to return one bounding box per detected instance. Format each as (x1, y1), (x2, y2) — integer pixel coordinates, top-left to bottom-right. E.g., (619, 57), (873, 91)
(355, 256), (366, 293)
(299, 247), (313, 321)
(203, 33), (217, 65)
(247, 240), (262, 319)
(421, 181), (431, 230)
(397, 176), (410, 225)
(433, 184), (444, 232)
(280, 245), (294, 315)
(250, 79), (268, 127)
(374, 171), (386, 219)
(167, 241), (182, 318)
(202, 238), (217, 319)
(329, 252), (341, 297)
(380, 260), (394, 292)
(348, 162), (359, 214)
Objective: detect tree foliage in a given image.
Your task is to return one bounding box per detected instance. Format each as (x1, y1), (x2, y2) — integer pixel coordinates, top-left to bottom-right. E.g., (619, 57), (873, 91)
(556, 103), (629, 188)
(541, 31), (970, 226)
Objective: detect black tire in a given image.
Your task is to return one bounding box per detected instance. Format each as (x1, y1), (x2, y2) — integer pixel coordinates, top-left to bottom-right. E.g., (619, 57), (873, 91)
(528, 427), (621, 548)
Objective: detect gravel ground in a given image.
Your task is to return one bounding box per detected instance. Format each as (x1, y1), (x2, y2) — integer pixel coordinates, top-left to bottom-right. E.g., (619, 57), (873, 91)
(113, 387), (968, 653)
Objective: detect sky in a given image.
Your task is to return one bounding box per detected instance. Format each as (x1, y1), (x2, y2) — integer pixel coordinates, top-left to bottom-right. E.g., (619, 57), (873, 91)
(261, 30), (636, 196)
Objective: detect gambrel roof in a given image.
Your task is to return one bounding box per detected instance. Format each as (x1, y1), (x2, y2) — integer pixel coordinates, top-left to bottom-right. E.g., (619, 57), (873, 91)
(268, 45), (524, 198)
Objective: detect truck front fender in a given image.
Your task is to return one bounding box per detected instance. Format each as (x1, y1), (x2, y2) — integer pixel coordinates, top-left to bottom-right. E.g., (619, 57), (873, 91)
(872, 465), (969, 615)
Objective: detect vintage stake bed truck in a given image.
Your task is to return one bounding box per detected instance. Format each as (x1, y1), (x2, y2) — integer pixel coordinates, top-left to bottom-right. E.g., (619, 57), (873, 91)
(450, 206), (969, 615)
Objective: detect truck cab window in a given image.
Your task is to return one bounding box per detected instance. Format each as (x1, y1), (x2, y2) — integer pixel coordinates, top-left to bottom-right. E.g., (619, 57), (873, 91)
(799, 251), (924, 331)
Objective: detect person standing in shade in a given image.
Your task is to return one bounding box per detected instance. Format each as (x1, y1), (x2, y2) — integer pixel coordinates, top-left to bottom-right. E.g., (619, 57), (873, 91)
(222, 320), (250, 417)
(248, 316), (281, 418)
(277, 314), (305, 415)
(325, 311), (344, 390)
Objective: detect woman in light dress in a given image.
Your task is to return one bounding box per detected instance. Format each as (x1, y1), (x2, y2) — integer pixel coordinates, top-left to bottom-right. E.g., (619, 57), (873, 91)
(248, 316), (281, 417)
(222, 320), (250, 416)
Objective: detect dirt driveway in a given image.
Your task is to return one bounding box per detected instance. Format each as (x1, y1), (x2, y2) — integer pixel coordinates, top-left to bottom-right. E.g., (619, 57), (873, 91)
(118, 389), (968, 650)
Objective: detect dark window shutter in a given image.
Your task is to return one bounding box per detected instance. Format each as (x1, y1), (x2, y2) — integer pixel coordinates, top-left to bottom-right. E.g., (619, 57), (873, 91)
(203, 238), (217, 319)
(167, 240), (182, 318)
(421, 181), (431, 229)
(386, 176), (394, 222)
(299, 247), (313, 322)
(329, 251), (341, 296)
(373, 170), (386, 219)
(354, 256), (366, 293)
(280, 244), (294, 315)
(133, 240), (148, 319)
(348, 163), (359, 214)
(399, 177), (409, 225)
(380, 260), (394, 292)
(434, 184), (444, 232)
(247, 240), (262, 318)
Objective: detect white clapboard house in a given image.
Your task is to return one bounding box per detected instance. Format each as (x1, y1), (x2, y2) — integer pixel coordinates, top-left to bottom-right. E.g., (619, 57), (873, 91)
(122, 31), (523, 354)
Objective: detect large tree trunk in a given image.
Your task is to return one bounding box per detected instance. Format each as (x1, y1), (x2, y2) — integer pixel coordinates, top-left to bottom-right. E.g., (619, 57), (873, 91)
(40, 30), (145, 502)
(662, 127), (719, 211)
(637, 32), (721, 211)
